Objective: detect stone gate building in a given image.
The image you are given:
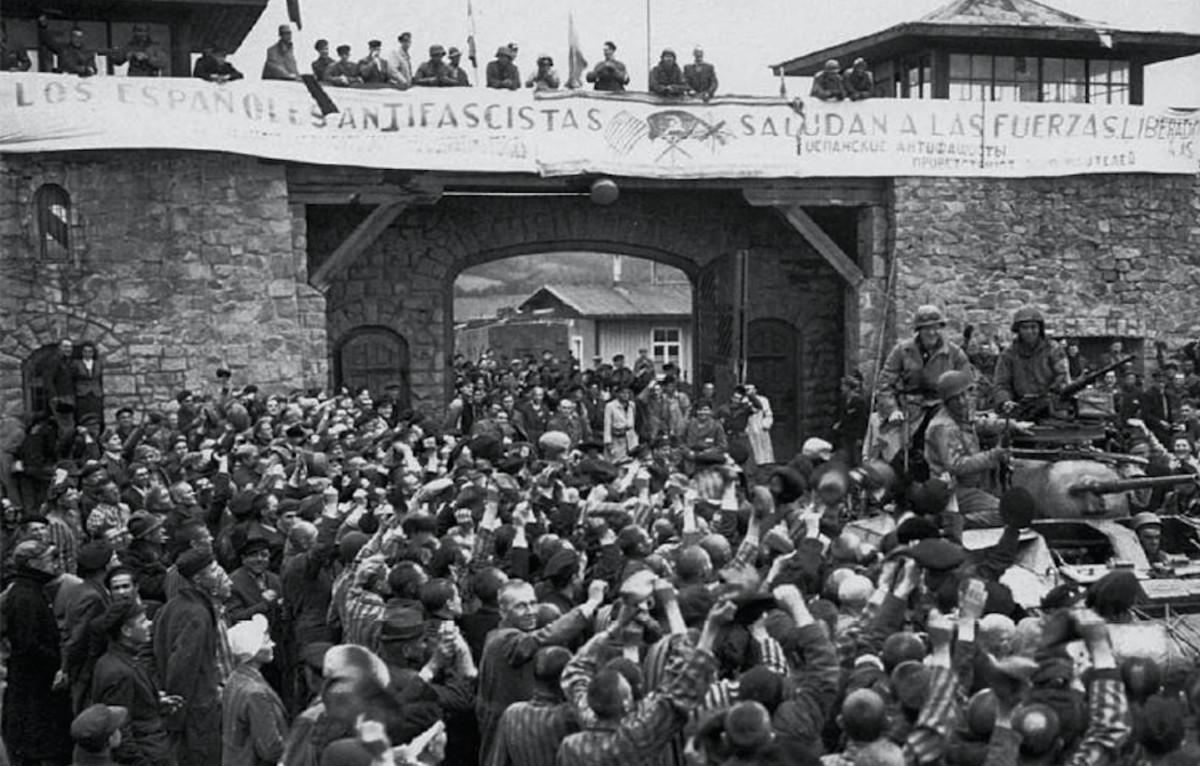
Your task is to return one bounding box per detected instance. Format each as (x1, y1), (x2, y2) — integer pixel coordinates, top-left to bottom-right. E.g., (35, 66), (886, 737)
(2, 0), (1199, 459)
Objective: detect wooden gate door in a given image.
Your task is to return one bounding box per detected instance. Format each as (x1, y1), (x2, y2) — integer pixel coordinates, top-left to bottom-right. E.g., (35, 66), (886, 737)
(336, 327), (411, 409)
(746, 317), (800, 459)
(695, 252), (741, 399)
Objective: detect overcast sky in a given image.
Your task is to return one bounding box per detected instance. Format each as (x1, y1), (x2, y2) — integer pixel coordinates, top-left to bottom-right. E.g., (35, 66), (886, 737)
(239, 0), (1200, 106)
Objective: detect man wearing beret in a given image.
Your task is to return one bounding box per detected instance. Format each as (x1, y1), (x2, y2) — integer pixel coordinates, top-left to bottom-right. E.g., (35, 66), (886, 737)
(91, 600), (174, 765)
(153, 550), (230, 766)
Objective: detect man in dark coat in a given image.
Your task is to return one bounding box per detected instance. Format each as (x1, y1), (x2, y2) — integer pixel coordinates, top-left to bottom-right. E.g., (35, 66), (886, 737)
(91, 600), (175, 765)
(45, 337), (77, 431)
(153, 550), (229, 766)
(1, 540), (73, 765)
(586, 41), (629, 91)
(648, 49), (687, 97)
(63, 541), (115, 713)
(683, 47), (718, 100)
(73, 342), (105, 430)
(486, 46), (520, 90)
(227, 537), (283, 625)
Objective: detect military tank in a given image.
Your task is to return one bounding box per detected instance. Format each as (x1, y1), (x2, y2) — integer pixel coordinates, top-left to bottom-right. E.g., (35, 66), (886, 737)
(966, 353), (1200, 686)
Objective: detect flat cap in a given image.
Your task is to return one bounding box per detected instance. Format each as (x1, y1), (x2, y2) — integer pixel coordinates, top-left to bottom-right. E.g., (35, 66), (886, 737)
(176, 550), (215, 579)
(77, 541), (114, 574)
(903, 538), (966, 571)
(379, 606), (425, 642)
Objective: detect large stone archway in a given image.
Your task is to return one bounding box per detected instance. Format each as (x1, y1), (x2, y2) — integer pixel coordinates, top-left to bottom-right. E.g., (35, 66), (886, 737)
(308, 190), (854, 442)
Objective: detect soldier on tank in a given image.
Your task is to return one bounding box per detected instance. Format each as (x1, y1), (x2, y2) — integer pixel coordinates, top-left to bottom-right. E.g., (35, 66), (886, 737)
(873, 305), (971, 473)
(994, 306), (1069, 416)
(925, 370), (1015, 534)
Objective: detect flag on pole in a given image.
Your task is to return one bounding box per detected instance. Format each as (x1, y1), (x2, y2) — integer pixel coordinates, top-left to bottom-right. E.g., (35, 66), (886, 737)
(287, 0), (303, 29)
(467, 0), (479, 71)
(567, 11), (587, 89)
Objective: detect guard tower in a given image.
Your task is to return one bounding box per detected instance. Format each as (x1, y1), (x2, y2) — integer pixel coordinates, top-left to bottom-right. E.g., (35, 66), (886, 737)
(772, 0), (1200, 104)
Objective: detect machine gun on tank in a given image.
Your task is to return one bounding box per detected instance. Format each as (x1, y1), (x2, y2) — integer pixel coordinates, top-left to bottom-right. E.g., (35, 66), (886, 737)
(1009, 354), (1136, 421)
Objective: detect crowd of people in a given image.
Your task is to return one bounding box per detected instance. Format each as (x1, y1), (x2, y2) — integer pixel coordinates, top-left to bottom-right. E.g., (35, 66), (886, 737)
(4, 18), (723, 99)
(4, 307), (1200, 766)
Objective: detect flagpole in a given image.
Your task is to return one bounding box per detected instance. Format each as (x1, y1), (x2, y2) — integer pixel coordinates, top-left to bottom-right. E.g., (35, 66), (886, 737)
(644, 0), (652, 81)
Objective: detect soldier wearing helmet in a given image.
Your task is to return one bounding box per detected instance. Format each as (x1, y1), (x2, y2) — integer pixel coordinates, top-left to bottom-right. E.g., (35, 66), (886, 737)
(924, 370), (1013, 531)
(994, 306), (1068, 415)
(874, 304), (971, 456)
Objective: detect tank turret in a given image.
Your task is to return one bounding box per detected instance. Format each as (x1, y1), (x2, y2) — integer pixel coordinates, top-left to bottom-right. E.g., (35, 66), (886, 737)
(1011, 459), (1197, 519)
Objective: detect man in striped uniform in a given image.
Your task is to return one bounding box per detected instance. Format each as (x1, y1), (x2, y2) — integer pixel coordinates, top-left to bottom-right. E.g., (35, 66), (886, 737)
(476, 579), (605, 764)
(556, 597), (730, 766)
(486, 646), (576, 766)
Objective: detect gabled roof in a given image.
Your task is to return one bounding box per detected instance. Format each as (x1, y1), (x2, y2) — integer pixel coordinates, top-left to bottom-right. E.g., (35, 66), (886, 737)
(519, 283), (691, 318)
(919, 0), (1101, 28)
(454, 293), (527, 322)
(771, 0), (1200, 76)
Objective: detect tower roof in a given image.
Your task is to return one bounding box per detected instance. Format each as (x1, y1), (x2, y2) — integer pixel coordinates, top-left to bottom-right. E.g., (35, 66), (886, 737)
(772, 0), (1200, 76)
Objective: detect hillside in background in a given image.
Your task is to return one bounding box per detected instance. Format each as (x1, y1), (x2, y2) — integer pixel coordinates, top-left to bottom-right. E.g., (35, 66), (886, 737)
(455, 252), (688, 295)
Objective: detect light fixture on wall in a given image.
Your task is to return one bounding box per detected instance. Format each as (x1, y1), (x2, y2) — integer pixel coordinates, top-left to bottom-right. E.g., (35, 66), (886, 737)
(590, 178), (620, 206)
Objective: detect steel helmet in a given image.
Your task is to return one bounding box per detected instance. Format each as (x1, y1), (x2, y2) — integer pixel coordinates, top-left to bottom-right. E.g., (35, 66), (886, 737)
(1010, 306), (1045, 332)
(913, 305), (946, 330)
(937, 370), (973, 401)
(1131, 511), (1162, 532)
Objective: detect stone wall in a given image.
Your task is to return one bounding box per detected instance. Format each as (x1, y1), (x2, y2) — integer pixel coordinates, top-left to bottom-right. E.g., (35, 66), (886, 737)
(0, 151), (327, 422)
(311, 192), (848, 440)
(889, 174), (1200, 365)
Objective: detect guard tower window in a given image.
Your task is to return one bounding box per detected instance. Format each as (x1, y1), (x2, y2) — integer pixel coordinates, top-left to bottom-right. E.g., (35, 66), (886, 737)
(35, 184), (71, 260)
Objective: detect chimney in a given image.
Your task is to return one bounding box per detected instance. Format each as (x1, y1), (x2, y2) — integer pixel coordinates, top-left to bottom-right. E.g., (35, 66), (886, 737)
(612, 255), (623, 285)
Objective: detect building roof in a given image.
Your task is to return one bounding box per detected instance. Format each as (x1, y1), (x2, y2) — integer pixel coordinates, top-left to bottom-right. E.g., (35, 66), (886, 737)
(454, 293), (527, 322)
(772, 0), (1200, 76)
(919, 0), (1100, 28)
(519, 283), (692, 318)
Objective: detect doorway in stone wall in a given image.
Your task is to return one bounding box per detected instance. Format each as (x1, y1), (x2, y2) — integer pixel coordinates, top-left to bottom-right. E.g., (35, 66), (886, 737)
(745, 318), (800, 460)
(334, 327), (411, 410)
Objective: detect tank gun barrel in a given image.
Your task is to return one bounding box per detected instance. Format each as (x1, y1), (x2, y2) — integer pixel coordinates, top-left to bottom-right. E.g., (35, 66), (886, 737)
(1068, 474), (1199, 496)
(1060, 354), (1138, 399)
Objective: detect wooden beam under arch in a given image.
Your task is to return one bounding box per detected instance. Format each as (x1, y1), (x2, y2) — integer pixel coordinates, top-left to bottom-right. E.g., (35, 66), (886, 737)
(774, 204), (866, 290)
(309, 200), (408, 292)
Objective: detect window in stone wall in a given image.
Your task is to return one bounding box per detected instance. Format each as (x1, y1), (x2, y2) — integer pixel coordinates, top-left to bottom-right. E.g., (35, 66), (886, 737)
(22, 344), (61, 417)
(34, 184), (71, 260)
(335, 326), (411, 410)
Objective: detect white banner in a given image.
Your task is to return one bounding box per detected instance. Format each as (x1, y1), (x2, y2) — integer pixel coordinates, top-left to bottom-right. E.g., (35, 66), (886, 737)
(1, 73), (1197, 178)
